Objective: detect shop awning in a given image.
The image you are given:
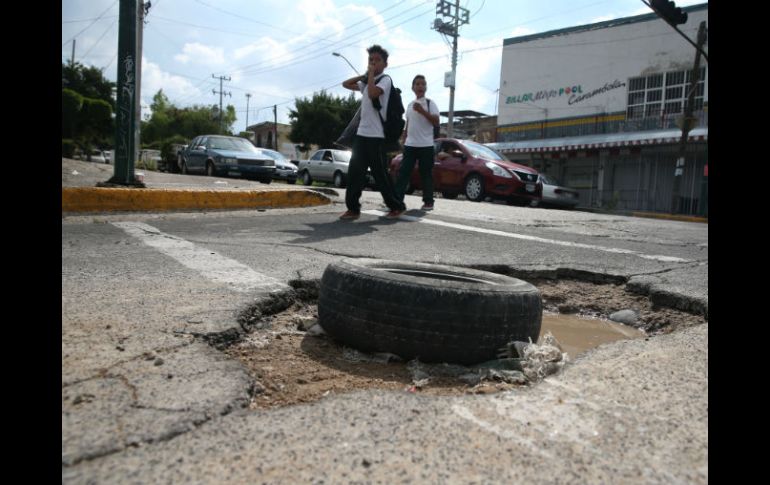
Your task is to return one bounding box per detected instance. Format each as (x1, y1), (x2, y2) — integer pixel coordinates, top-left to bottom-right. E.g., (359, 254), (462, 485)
(487, 127), (707, 153)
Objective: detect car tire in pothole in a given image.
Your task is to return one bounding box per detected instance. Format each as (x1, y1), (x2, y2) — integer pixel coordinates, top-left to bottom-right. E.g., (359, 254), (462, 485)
(318, 258), (542, 365)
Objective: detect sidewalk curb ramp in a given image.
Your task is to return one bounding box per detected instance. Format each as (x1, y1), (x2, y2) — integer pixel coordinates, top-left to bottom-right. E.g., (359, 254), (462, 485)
(62, 187), (333, 213)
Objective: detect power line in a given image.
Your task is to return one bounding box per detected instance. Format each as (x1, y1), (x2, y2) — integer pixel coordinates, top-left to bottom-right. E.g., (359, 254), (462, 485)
(62, 0), (118, 46)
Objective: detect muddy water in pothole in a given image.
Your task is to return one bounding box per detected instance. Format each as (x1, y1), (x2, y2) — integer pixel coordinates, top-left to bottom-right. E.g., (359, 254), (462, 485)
(540, 312), (645, 358)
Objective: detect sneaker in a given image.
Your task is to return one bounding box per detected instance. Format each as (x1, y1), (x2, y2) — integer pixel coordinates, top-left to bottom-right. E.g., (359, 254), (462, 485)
(421, 202), (434, 211)
(339, 210), (360, 220)
(384, 209), (405, 219)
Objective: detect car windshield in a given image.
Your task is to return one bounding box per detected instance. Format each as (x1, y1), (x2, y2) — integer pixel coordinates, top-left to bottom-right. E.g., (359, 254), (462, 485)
(260, 150), (288, 163)
(209, 137), (260, 153)
(540, 174), (558, 185)
(461, 141), (508, 162)
(333, 151), (352, 163)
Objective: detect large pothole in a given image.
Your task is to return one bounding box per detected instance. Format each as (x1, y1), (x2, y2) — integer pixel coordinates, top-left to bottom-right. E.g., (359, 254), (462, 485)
(225, 277), (705, 409)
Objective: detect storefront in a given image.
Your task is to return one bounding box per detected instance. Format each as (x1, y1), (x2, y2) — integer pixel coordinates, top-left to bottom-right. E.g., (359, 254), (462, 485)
(490, 3), (708, 216)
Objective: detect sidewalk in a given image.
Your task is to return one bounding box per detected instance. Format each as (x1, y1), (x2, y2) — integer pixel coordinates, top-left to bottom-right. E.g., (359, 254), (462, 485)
(61, 158), (333, 213)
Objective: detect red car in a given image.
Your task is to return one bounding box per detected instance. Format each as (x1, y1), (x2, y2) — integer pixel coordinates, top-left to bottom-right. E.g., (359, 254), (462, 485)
(389, 138), (542, 205)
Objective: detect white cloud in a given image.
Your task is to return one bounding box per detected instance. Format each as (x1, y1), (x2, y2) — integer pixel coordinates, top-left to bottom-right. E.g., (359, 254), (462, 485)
(174, 43), (226, 66)
(140, 58), (202, 117)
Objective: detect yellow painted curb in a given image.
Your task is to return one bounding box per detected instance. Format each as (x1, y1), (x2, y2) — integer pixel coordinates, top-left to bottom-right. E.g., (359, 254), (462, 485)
(62, 187), (332, 213)
(630, 211), (707, 224)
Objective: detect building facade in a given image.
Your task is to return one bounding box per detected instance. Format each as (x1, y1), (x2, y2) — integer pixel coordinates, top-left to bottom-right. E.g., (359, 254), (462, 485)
(247, 121), (311, 160)
(488, 3), (707, 215)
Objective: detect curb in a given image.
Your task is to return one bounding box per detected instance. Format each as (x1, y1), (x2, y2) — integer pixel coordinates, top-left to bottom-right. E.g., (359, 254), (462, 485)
(577, 207), (707, 223)
(62, 187), (333, 213)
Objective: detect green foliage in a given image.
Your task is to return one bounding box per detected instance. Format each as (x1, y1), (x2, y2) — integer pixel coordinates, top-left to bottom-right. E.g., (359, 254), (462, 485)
(140, 89), (238, 146)
(160, 135), (189, 163)
(288, 91), (360, 150)
(62, 139), (77, 158)
(62, 89), (84, 139)
(61, 62), (115, 109)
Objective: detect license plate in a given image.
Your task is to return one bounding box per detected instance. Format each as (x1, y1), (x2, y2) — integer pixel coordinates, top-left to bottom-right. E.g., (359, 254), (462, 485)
(228, 171), (240, 176)
(526, 183), (535, 192)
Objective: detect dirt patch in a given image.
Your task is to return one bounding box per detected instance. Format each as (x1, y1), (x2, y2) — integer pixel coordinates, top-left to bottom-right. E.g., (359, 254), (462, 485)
(225, 278), (706, 410)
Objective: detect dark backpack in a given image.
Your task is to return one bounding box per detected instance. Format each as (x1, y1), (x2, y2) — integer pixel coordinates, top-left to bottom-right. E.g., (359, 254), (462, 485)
(373, 74), (405, 152)
(426, 98), (440, 139)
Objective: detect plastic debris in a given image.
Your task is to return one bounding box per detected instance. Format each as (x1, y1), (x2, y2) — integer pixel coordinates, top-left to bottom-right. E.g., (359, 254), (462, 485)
(71, 170), (79, 175)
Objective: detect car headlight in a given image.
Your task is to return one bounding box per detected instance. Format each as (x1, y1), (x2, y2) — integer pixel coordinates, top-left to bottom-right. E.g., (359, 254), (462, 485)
(220, 157), (237, 165)
(486, 162), (512, 178)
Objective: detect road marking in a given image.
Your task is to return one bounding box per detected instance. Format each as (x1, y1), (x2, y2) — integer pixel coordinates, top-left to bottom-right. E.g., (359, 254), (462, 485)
(112, 221), (288, 293)
(362, 210), (688, 263)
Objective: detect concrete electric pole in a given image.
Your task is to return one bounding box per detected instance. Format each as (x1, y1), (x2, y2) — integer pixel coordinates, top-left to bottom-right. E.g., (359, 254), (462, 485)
(212, 74), (232, 133)
(108, 0), (141, 186)
(671, 20), (707, 214)
(245, 93), (251, 132)
(432, 0), (469, 138)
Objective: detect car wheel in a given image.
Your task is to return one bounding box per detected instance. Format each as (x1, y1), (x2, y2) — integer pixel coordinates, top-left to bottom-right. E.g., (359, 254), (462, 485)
(318, 258), (542, 365)
(287, 178), (297, 185)
(441, 191), (458, 200)
(260, 178), (272, 184)
(302, 171), (313, 185)
(333, 171), (346, 188)
(464, 174), (485, 202)
(206, 161), (215, 177)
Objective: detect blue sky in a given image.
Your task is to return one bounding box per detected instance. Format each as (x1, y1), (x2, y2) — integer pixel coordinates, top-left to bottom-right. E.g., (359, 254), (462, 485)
(61, 0), (707, 129)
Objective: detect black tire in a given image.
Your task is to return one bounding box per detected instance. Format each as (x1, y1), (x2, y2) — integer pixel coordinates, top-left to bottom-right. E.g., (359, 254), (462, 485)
(301, 171), (313, 185)
(206, 161), (216, 177)
(464, 174), (485, 202)
(441, 191), (458, 200)
(318, 258), (542, 365)
(333, 171), (346, 188)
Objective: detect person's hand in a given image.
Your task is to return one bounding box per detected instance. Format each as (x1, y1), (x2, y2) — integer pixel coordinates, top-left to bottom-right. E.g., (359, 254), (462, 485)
(413, 103), (425, 113)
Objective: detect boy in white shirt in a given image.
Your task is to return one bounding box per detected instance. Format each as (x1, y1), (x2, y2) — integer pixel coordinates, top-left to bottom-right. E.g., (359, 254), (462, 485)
(338, 44), (407, 220)
(394, 75), (440, 210)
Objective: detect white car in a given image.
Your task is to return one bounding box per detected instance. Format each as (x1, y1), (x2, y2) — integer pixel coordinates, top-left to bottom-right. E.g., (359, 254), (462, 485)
(297, 149), (375, 188)
(89, 149), (107, 164)
(536, 174), (580, 209)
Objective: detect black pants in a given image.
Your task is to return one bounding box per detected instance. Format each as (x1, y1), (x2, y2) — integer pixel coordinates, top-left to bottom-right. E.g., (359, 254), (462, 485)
(345, 135), (406, 213)
(395, 145), (435, 204)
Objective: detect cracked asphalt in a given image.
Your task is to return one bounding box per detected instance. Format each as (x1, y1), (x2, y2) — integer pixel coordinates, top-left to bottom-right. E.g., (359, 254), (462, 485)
(61, 159), (707, 483)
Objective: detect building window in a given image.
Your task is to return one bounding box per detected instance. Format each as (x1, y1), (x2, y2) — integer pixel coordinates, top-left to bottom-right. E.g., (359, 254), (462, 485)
(257, 134), (262, 147)
(626, 67), (705, 122)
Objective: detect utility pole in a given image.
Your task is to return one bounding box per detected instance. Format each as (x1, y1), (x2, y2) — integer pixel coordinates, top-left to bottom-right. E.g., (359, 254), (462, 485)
(71, 39), (76, 66)
(273, 105), (278, 151)
(212, 74), (232, 134)
(135, 0), (147, 170)
(108, 0), (140, 186)
(245, 93), (251, 132)
(433, 0), (469, 138)
(671, 20), (707, 214)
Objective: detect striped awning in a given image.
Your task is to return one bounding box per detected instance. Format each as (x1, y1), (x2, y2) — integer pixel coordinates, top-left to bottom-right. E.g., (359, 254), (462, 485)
(487, 128), (708, 154)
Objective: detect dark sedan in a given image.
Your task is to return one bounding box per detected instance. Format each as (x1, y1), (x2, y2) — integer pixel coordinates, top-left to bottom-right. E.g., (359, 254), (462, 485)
(179, 135), (275, 184)
(389, 138), (542, 205)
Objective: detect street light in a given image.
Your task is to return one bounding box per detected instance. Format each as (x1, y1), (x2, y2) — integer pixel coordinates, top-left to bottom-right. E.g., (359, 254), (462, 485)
(332, 52), (360, 75)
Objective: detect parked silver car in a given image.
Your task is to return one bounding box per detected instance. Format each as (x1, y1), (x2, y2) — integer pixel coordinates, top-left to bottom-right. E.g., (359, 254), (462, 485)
(297, 149), (375, 188)
(535, 174), (580, 209)
(89, 149), (107, 164)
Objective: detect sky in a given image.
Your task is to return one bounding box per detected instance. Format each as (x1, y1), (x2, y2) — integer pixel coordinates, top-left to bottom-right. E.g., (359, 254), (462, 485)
(61, 0), (707, 130)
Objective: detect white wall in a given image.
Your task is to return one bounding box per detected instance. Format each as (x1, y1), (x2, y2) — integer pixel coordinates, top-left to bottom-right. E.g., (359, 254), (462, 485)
(498, 7), (708, 126)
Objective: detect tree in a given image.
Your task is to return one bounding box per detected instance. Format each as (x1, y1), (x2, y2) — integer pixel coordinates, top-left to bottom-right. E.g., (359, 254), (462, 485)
(288, 91), (359, 151)
(61, 62), (115, 109)
(62, 88), (84, 139)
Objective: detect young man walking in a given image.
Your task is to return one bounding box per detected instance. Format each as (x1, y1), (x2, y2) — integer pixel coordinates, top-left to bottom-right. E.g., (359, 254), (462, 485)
(395, 75), (440, 210)
(339, 44), (406, 221)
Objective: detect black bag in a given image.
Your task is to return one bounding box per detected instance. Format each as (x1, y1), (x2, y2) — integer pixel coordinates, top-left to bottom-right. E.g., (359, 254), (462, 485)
(426, 98), (440, 139)
(373, 74), (405, 152)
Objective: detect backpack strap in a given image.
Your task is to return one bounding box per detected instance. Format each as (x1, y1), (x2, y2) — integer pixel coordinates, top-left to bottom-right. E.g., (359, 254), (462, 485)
(371, 74), (390, 111)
